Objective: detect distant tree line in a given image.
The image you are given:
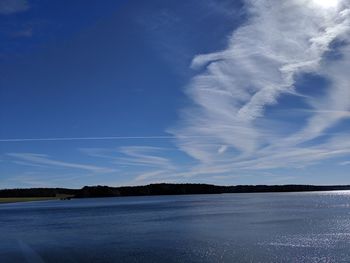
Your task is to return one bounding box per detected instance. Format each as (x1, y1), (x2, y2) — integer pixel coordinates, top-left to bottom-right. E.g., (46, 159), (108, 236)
(1, 183), (350, 198)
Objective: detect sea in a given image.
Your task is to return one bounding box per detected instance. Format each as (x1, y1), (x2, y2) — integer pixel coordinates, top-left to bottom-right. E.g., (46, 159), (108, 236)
(1, 191), (350, 263)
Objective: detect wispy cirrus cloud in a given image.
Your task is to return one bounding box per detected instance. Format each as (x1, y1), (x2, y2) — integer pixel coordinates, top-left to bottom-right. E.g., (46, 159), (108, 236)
(131, 170), (170, 184)
(339, 161), (350, 166)
(169, 0), (350, 177)
(12, 27), (33, 38)
(80, 146), (176, 184)
(1, 171), (88, 188)
(81, 146), (175, 169)
(0, 0), (29, 15)
(117, 146), (175, 168)
(6, 153), (115, 173)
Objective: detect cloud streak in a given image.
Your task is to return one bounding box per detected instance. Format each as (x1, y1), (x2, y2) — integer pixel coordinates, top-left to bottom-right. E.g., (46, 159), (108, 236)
(81, 146), (177, 184)
(6, 153), (115, 173)
(0, 135), (221, 143)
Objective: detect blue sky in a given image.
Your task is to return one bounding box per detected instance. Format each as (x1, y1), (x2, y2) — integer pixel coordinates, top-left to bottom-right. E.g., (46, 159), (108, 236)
(1, 0), (349, 188)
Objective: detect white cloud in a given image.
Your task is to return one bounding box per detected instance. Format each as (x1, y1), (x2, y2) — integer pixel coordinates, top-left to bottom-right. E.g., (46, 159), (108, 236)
(81, 146), (175, 169)
(6, 153), (115, 173)
(132, 170), (169, 184)
(80, 146), (178, 184)
(117, 146), (175, 168)
(0, 0), (29, 15)
(169, 0), (350, 178)
(218, 145), (228, 154)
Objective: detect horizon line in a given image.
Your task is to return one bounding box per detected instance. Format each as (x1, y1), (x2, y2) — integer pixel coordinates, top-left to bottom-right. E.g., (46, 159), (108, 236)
(2, 183), (350, 191)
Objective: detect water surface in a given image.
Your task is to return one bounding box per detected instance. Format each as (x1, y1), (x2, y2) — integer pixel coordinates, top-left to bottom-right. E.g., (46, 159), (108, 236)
(1, 191), (350, 262)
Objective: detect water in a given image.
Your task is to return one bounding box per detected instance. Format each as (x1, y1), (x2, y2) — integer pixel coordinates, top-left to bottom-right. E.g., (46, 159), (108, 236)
(1, 191), (350, 263)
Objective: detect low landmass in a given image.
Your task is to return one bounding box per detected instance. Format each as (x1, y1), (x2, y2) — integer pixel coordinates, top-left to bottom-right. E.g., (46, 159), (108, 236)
(1, 183), (350, 203)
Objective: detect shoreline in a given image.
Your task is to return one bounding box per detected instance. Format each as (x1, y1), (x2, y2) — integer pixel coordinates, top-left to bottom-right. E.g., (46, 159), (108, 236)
(2, 188), (350, 204)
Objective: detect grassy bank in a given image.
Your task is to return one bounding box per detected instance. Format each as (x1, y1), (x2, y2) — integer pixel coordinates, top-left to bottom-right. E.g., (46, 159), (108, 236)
(0, 195), (73, 204)
(0, 197), (58, 204)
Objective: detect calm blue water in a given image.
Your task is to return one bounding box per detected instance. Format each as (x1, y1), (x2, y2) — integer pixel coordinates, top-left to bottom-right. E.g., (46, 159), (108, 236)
(1, 191), (350, 262)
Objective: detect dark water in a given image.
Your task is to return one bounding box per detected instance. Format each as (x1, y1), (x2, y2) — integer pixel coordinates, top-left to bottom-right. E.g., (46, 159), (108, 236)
(1, 192), (350, 263)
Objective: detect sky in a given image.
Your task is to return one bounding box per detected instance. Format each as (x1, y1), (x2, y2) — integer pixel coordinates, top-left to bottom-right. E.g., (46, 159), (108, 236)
(0, 0), (350, 188)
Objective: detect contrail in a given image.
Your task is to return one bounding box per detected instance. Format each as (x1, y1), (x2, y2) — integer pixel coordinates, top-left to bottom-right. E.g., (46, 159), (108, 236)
(0, 135), (213, 142)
